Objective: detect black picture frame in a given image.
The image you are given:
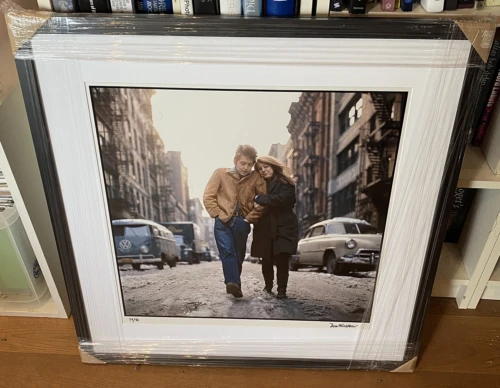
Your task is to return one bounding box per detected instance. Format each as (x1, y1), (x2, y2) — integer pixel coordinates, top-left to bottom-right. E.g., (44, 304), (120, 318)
(14, 15), (482, 369)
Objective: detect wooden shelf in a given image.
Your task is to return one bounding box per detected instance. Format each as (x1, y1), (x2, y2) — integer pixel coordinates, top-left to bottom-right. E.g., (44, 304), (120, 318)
(432, 243), (469, 298)
(458, 146), (500, 189)
(0, 297), (60, 318)
(432, 188), (500, 308)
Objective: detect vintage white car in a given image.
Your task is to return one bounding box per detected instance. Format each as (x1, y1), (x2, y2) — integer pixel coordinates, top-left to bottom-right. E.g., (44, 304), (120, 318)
(290, 217), (382, 276)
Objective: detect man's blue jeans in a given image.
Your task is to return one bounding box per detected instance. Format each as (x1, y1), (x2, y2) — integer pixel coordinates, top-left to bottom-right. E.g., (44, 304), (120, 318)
(214, 216), (251, 285)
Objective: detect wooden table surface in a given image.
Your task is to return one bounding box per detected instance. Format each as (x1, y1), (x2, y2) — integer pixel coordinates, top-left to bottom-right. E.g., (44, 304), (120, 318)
(1, 297), (499, 388)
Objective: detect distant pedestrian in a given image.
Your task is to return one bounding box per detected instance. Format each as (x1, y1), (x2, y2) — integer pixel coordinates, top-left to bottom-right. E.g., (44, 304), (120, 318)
(251, 156), (299, 299)
(203, 145), (266, 298)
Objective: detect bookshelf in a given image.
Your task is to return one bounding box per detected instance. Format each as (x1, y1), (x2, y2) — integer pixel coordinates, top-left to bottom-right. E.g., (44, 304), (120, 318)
(33, 1), (500, 21)
(482, 259), (500, 300)
(458, 146), (500, 189)
(0, 132), (70, 318)
(431, 189), (500, 308)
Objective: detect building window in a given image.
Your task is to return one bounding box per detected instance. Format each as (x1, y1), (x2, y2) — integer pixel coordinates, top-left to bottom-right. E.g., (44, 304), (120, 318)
(332, 182), (357, 218)
(137, 162), (141, 183)
(337, 137), (359, 175)
(340, 95), (363, 135)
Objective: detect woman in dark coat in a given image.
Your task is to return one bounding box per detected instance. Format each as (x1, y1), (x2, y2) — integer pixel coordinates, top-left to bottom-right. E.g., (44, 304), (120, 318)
(251, 156), (299, 299)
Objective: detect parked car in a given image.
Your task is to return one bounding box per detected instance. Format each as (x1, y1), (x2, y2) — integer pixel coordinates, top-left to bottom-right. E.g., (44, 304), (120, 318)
(173, 234), (194, 264)
(112, 219), (178, 270)
(290, 217), (382, 276)
(161, 222), (209, 263)
(201, 247), (213, 262)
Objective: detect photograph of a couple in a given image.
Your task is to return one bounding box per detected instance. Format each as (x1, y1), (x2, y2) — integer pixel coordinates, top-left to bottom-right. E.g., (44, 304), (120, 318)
(91, 87), (407, 323)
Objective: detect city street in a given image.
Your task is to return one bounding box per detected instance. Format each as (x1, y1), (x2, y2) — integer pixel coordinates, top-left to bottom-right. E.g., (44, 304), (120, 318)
(119, 261), (376, 322)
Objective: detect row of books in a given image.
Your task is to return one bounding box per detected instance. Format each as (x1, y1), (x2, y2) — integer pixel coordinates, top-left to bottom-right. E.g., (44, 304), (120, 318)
(50, 0), (496, 15)
(471, 28), (500, 147)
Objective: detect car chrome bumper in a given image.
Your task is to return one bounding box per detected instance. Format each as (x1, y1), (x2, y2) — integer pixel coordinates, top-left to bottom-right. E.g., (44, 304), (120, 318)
(117, 255), (161, 265)
(338, 250), (380, 269)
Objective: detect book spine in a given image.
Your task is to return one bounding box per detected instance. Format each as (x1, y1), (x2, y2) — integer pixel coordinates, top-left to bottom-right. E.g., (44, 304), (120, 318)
(294, 0), (300, 15)
(315, 0), (330, 15)
(143, 0), (173, 12)
(242, 0), (262, 15)
(400, 0), (413, 11)
(380, 0), (395, 10)
(135, 0), (145, 11)
(472, 70), (500, 146)
(299, 0), (313, 15)
(220, 0), (242, 14)
(172, 0), (182, 12)
(471, 36), (500, 140)
(329, 0), (344, 11)
(266, 0), (295, 16)
(78, 0), (111, 12)
(109, 0), (135, 11)
(348, 0), (366, 13)
(52, 0), (80, 11)
(180, 0), (194, 13)
(193, 0), (218, 13)
(444, 188), (476, 244)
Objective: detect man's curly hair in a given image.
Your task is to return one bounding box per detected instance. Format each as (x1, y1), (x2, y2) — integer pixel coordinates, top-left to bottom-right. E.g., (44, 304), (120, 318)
(234, 144), (258, 164)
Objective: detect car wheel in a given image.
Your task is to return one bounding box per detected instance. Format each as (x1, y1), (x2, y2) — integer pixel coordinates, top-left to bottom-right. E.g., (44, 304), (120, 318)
(289, 258), (299, 272)
(156, 261), (164, 270)
(326, 252), (349, 276)
(132, 264), (141, 271)
(188, 259), (193, 265)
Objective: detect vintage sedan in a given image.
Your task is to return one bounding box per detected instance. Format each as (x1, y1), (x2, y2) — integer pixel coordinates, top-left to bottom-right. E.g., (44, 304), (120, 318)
(174, 234), (194, 265)
(290, 217), (382, 276)
(112, 219), (178, 270)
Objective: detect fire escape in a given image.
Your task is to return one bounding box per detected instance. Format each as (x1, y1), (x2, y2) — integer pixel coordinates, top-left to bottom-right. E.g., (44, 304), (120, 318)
(147, 139), (175, 223)
(93, 88), (133, 219)
(301, 121), (321, 229)
(356, 93), (402, 227)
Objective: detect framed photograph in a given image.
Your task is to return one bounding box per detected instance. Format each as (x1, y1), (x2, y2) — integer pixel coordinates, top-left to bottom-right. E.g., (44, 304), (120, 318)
(16, 16), (478, 368)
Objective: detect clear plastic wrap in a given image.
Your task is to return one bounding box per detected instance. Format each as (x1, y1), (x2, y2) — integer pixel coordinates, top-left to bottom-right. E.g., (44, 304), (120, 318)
(1, 1), (495, 371)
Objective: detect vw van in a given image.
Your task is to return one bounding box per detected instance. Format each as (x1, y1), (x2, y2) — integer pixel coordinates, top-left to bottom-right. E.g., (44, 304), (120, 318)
(112, 219), (179, 270)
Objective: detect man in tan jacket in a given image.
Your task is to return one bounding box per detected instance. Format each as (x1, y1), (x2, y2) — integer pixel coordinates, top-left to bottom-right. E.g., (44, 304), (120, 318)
(203, 145), (266, 298)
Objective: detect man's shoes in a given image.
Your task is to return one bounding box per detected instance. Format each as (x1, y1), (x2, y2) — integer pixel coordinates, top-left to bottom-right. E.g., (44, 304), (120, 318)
(276, 289), (287, 299)
(226, 282), (243, 298)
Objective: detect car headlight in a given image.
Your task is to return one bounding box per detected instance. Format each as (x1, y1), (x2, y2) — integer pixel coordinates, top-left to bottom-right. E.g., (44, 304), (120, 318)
(345, 239), (357, 249)
(140, 245), (150, 254)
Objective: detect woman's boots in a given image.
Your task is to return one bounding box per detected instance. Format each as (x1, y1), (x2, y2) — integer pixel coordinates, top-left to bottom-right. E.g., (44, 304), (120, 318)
(276, 274), (289, 299)
(262, 258), (274, 294)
